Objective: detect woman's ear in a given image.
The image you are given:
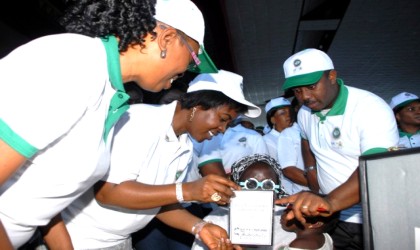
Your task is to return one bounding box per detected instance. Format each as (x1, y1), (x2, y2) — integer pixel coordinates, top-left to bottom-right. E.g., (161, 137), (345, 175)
(156, 25), (178, 52)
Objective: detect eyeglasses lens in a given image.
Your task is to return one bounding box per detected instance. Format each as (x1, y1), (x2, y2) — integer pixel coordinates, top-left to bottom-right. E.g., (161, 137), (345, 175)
(246, 179), (258, 189)
(262, 180), (274, 190)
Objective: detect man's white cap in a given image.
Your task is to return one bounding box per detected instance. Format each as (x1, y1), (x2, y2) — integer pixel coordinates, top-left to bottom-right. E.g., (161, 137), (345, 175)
(265, 97), (291, 114)
(389, 92), (420, 110)
(282, 48), (334, 91)
(187, 70), (261, 118)
(154, 0), (218, 73)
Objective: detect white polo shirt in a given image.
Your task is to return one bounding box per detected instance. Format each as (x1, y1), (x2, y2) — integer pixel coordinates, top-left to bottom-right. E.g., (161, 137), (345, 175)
(277, 123), (309, 195)
(298, 80), (398, 223)
(0, 34), (128, 248)
(205, 124), (269, 173)
(63, 102), (193, 249)
(183, 136), (223, 182)
(263, 128), (281, 161)
(398, 130), (420, 149)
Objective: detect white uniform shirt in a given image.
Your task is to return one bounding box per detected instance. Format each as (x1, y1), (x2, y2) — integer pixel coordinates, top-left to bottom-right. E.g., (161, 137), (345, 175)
(263, 128), (281, 161)
(298, 81), (398, 223)
(206, 124), (269, 173)
(63, 102), (193, 249)
(0, 34), (123, 248)
(398, 130), (420, 149)
(277, 123), (309, 195)
(183, 136), (223, 182)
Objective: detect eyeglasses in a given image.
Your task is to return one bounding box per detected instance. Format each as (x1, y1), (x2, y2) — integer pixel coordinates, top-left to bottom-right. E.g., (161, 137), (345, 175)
(176, 31), (201, 71)
(239, 178), (280, 192)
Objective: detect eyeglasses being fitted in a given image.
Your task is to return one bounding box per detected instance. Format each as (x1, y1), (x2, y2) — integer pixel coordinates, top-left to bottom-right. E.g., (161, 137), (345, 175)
(158, 24), (201, 77)
(239, 178), (280, 193)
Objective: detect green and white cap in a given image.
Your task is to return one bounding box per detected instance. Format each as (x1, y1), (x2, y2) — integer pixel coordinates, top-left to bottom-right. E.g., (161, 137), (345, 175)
(282, 48), (334, 91)
(154, 0), (218, 73)
(389, 92), (419, 110)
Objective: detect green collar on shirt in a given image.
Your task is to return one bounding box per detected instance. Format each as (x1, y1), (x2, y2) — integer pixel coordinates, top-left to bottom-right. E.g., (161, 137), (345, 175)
(101, 36), (130, 142)
(313, 79), (348, 122)
(399, 129), (420, 138)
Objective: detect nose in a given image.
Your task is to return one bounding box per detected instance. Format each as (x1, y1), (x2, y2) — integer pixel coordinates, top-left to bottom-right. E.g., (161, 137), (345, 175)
(218, 123), (228, 133)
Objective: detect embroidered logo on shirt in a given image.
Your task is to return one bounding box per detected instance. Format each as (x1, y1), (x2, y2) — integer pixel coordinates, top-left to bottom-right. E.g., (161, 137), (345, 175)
(332, 127), (341, 139)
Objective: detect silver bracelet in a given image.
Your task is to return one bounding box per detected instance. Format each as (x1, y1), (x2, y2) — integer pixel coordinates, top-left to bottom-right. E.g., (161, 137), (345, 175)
(175, 182), (184, 203)
(192, 220), (210, 240)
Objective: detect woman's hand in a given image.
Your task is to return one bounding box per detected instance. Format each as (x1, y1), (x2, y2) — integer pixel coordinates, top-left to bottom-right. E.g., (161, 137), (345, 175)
(183, 174), (240, 205)
(199, 223), (242, 250)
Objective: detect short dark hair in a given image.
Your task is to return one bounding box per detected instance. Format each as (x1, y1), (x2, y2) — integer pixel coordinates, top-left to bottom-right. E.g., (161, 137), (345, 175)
(179, 90), (248, 114)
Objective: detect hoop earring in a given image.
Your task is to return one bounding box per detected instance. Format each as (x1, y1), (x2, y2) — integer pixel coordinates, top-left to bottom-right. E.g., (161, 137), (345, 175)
(189, 107), (197, 122)
(160, 49), (167, 59)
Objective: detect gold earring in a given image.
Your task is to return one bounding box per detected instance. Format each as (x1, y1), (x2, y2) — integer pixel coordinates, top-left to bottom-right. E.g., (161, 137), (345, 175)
(189, 107), (197, 122)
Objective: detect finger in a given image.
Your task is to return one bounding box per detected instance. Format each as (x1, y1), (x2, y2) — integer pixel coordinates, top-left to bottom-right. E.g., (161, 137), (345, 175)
(275, 193), (298, 205)
(208, 175), (241, 190)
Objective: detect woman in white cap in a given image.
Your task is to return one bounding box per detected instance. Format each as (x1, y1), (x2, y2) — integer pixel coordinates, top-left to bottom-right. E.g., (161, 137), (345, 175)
(389, 92), (420, 148)
(0, 0), (218, 248)
(57, 70), (260, 249)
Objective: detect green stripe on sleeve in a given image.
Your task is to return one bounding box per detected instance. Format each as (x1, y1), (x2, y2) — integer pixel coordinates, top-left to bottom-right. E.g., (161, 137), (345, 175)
(198, 159), (223, 168)
(0, 119), (38, 158)
(362, 147), (388, 156)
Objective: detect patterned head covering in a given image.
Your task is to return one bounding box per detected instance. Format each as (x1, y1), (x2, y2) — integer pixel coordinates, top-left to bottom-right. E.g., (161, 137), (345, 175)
(230, 154), (287, 196)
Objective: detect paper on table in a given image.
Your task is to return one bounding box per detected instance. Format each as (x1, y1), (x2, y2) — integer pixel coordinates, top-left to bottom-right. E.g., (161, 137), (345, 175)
(229, 190), (274, 246)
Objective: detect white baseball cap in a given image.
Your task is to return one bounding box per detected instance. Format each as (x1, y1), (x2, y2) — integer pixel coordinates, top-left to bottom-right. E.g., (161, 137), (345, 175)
(265, 97), (291, 113)
(154, 0), (218, 73)
(282, 48), (334, 91)
(389, 92), (420, 110)
(187, 70), (261, 118)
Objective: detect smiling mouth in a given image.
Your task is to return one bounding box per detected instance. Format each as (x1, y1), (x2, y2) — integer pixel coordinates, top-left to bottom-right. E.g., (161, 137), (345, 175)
(208, 131), (215, 137)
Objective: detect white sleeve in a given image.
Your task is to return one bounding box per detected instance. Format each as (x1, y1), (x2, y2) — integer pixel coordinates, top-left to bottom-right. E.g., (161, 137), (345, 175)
(277, 135), (297, 169)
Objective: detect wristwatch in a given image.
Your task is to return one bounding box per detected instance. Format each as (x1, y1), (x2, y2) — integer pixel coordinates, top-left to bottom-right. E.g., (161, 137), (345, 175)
(303, 165), (316, 177)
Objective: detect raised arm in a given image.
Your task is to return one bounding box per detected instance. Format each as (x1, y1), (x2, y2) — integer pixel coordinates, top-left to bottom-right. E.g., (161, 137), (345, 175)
(94, 174), (240, 209)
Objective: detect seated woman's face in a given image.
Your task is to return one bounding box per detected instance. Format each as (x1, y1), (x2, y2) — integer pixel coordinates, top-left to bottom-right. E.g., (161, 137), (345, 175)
(188, 105), (239, 142)
(237, 162), (280, 196)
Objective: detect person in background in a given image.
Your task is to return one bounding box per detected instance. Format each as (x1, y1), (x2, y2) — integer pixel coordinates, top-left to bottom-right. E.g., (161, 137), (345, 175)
(0, 0), (218, 248)
(276, 48), (398, 250)
(235, 115), (256, 130)
(389, 92), (420, 149)
(192, 154), (295, 250)
(262, 97), (293, 192)
(209, 116), (269, 176)
(276, 97), (309, 195)
(280, 200), (339, 250)
(263, 97), (293, 158)
(60, 70), (260, 250)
